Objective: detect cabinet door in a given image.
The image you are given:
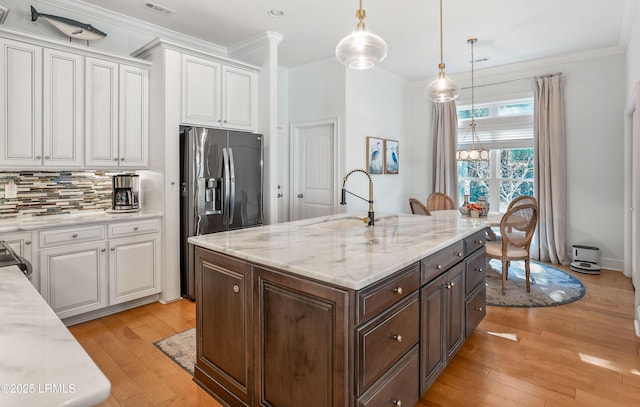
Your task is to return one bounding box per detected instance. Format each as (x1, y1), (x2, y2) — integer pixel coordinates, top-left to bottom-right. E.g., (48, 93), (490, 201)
(181, 54), (221, 126)
(420, 273), (446, 394)
(40, 241), (108, 319)
(85, 57), (119, 167)
(43, 48), (83, 167)
(0, 38), (42, 167)
(108, 233), (160, 304)
(195, 248), (253, 406)
(222, 65), (257, 132)
(119, 64), (149, 168)
(255, 266), (349, 407)
(445, 263), (465, 361)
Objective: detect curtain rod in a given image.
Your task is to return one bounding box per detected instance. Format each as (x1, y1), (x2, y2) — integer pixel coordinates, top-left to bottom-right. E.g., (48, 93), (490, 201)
(461, 71), (562, 90)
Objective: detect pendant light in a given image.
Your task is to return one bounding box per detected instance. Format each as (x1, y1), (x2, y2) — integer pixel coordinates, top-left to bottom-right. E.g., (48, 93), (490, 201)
(456, 38), (489, 161)
(335, 0), (387, 70)
(425, 0), (460, 102)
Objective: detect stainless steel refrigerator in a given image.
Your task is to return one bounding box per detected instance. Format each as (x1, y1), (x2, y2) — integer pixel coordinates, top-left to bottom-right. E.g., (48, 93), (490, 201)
(180, 126), (263, 300)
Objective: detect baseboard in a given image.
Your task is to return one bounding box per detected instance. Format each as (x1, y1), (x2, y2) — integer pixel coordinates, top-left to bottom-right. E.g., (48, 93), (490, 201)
(62, 295), (160, 326)
(599, 257), (623, 272)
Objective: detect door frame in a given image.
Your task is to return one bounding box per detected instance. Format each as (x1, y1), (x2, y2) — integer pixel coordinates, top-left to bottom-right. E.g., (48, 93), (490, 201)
(289, 118), (340, 221)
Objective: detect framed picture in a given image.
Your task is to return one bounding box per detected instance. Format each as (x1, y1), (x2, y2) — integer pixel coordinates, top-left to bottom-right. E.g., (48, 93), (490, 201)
(366, 137), (384, 175)
(384, 139), (399, 174)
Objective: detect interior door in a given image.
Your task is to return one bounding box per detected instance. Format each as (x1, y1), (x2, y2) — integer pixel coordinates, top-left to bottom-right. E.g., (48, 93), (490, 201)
(291, 121), (336, 221)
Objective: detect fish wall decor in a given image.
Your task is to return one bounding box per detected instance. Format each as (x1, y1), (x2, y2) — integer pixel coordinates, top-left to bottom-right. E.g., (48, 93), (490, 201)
(30, 5), (107, 43)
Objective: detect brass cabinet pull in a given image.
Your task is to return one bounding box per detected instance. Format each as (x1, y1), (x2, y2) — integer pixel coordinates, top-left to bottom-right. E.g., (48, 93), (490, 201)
(391, 334), (402, 343)
(233, 284), (240, 293)
(392, 400), (402, 406)
(436, 264), (442, 270)
(456, 251), (463, 257)
(476, 267), (483, 273)
(475, 239), (483, 244)
(474, 306), (483, 312)
(393, 287), (403, 295)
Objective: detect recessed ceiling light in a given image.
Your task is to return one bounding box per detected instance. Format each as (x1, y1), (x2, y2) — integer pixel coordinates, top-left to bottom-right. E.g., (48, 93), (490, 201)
(268, 9), (284, 18)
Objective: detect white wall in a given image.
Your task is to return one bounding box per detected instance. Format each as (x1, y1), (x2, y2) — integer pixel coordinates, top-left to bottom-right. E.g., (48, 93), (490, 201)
(344, 68), (408, 214)
(407, 52), (626, 269)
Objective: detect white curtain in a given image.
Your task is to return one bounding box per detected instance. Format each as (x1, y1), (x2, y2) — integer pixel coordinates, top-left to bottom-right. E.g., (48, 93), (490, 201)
(432, 101), (458, 203)
(532, 74), (569, 264)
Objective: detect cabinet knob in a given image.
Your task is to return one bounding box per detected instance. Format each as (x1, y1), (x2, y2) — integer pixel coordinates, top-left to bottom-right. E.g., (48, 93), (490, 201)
(476, 267), (483, 273)
(44, 155), (50, 160)
(435, 264), (442, 270)
(72, 233), (78, 238)
(25, 240), (31, 245)
(393, 287), (403, 295)
(101, 248), (106, 252)
(36, 155), (42, 159)
(134, 226), (139, 231)
(223, 119), (227, 123)
(475, 239), (483, 244)
(113, 157), (119, 161)
(456, 251), (463, 257)
(392, 400), (402, 406)
(391, 334), (402, 343)
(110, 247), (116, 251)
(120, 157), (125, 161)
(233, 284), (240, 293)
(474, 306), (483, 312)
(217, 119), (222, 123)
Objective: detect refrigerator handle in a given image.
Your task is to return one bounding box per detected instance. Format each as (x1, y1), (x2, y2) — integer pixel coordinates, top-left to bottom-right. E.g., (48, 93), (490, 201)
(222, 147), (231, 225)
(228, 147), (236, 224)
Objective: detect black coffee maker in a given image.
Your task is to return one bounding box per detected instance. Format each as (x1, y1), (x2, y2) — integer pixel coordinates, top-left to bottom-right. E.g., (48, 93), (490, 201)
(112, 174), (140, 211)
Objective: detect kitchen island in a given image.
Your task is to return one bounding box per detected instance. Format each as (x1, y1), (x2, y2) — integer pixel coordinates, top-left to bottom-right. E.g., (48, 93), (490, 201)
(188, 213), (489, 407)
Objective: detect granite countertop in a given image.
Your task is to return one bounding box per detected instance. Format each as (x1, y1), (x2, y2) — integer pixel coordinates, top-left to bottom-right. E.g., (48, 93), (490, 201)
(0, 210), (163, 233)
(189, 212), (489, 290)
(0, 266), (110, 406)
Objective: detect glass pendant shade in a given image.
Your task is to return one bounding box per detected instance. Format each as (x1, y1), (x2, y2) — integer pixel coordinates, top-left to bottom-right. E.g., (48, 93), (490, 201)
(335, 24), (387, 70)
(425, 71), (461, 102)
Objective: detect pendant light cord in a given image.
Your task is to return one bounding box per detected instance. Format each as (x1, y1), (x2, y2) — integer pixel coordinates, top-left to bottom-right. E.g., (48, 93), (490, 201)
(438, 0), (444, 69)
(469, 38), (477, 149)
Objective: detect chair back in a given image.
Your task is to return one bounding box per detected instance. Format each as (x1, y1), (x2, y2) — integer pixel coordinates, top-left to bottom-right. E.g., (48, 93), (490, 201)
(426, 192), (455, 211)
(500, 203), (538, 250)
(508, 195), (537, 210)
(409, 198), (431, 215)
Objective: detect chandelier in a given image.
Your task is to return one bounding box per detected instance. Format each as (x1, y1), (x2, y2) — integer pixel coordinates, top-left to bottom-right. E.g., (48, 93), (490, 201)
(425, 0), (460, 102)
(335, 0), (387, 70)
(456, 38), (489, 161)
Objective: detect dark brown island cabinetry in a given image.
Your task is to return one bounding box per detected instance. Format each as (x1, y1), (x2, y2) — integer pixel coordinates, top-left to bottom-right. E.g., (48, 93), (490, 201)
(193, 229), (486, 407)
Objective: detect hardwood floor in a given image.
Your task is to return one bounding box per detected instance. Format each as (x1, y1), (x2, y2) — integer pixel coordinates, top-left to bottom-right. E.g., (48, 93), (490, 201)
(69, 265), (640, 407)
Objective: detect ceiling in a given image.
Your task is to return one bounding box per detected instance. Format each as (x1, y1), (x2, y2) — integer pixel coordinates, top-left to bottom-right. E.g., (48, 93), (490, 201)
(78, 0), (633, 81)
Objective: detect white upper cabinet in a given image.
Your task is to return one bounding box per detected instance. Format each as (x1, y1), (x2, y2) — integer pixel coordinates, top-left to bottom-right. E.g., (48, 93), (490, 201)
(85, 57), (149, 168)
(181, 53), (257, 132)
(43, 48), (84, 167)
(0, 28), (150, 170)
(0, 38), (42, 167)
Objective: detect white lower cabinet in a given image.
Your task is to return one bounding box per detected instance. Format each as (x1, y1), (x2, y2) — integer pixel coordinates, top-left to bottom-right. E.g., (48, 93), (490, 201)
(108, 233), (161, 304)
(40, 240), (108, 319)
(38, 217), (161, 319)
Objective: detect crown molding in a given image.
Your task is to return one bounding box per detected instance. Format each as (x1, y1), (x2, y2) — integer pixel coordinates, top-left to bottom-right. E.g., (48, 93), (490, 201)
(38, 0), (227, 56)
(228, 31), (284, 57)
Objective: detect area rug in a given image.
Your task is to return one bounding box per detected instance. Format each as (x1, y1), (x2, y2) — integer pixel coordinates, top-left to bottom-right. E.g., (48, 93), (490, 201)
(486, 259), (586, 307)
(154, 328), (195, 375)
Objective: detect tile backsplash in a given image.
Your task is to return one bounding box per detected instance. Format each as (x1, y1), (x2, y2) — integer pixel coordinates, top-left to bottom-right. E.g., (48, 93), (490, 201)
(0, 171), (122, 218)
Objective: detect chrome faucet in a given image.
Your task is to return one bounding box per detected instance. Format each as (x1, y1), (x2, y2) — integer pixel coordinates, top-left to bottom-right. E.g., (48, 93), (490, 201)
(340, 169), (374, 226)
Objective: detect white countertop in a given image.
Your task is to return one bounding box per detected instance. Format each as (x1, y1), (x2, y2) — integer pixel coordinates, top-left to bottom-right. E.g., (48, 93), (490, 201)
(189, 213), (489, 290)
(0, 210), (162, 233)
(0, 266), (110, 406)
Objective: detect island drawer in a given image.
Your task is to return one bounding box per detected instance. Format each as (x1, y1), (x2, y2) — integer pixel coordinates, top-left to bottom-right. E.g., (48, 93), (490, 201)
(463, 230), (486, 255)
(108, 218), (161, 238)
(39, 225), (106, 248)
(465, 284), (486, 337)
(356, 345), (419, 407)
(356, 262), (420, 325)
(421, 241), (464, 283)
(356, 293), (419, 394)
(465, 247), (487, 296)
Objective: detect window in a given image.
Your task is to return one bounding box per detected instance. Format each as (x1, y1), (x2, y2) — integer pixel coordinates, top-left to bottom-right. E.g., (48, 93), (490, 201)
(456, 95), (534, 212)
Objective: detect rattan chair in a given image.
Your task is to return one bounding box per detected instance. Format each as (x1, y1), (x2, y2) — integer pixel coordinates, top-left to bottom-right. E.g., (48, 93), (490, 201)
(409, 198), (431, 215)
(508, 195), (538, 210)
(485, 203), (538, 295)
(426, 192), (455, 211)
